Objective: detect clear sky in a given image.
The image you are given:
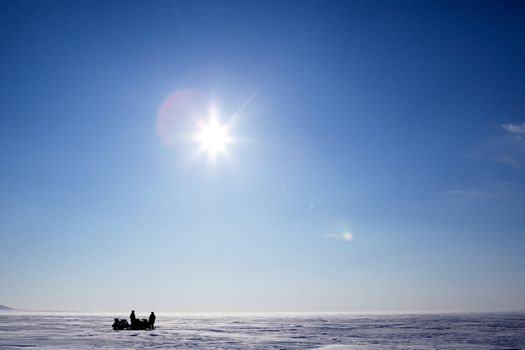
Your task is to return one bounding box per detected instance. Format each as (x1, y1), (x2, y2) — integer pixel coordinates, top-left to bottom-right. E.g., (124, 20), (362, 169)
(1, 0), (524, 313)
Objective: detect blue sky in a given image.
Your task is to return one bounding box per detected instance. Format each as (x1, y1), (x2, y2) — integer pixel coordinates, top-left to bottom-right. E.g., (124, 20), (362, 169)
(1, 0), (524, 312)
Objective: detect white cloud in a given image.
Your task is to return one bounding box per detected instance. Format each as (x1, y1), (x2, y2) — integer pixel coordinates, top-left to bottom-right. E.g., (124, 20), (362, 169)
(467, 123), (525, 167)
(502, 123), (525, 135)
(442, 182), (516, 200)
(442, 189), (490, 198)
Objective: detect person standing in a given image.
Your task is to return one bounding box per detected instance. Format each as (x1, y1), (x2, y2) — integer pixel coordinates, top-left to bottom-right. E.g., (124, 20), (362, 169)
(130, 310), (136, 327)
(148, 312), (156, 330)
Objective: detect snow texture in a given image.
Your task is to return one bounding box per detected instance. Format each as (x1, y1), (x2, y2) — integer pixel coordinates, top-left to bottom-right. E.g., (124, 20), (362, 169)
(0, 312), (524, 349)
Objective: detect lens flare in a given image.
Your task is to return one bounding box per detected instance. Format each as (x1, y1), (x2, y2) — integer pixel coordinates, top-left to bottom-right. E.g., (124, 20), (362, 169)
(342, 231), (354, 241)
(157, 89), (206, 146)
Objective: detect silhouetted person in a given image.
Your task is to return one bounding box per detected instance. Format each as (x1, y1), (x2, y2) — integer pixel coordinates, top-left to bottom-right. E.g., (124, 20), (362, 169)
(130, 310), (136, 326)
(148, 312), (156, 330)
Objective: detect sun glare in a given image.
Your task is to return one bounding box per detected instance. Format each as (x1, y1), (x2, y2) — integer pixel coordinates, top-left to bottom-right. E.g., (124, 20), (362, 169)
(195, 116), (232, 160)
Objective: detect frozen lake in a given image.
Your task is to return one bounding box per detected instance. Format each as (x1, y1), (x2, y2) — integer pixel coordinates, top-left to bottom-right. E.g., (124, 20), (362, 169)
(1, 312), (524, 349)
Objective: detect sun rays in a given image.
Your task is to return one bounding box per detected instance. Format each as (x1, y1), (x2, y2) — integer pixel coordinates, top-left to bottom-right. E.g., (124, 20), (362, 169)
(194, 115), (232, 161)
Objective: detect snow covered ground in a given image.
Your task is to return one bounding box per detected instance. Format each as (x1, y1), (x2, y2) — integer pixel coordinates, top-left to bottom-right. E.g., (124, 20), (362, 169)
(0, 312), (524, 349)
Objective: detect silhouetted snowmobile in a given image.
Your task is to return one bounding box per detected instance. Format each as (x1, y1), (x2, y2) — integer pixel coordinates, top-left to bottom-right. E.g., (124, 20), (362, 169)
(112, 318), (153, 330)
(112, 318), (130, 330)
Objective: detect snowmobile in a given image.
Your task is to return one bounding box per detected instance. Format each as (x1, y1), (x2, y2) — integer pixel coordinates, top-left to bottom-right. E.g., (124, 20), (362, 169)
(112, 318), (153, 330)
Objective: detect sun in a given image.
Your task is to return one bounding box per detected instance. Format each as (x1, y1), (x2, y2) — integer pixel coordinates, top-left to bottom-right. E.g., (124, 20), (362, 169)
(195, 116), (232, 160)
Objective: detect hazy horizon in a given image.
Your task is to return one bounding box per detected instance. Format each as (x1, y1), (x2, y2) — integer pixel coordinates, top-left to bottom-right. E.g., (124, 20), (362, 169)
(2, 303), (525, 315)
(1, 0), (524, 313)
